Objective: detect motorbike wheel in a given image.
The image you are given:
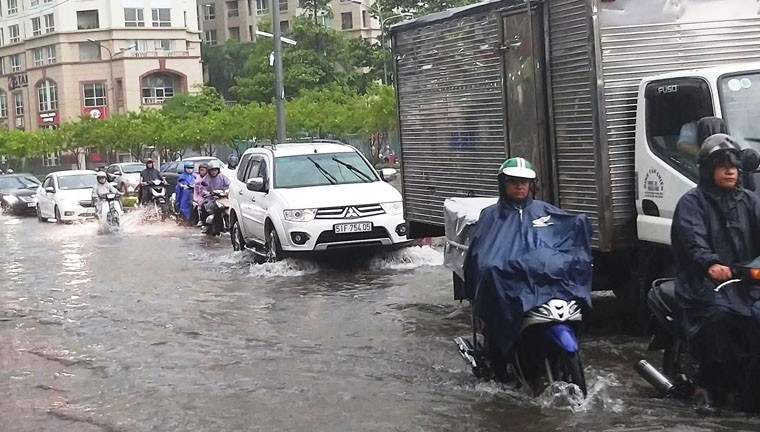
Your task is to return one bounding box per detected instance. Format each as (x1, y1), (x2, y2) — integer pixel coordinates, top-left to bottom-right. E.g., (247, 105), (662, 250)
(231, 219), (245, 251)
(553, 351), (587, 397)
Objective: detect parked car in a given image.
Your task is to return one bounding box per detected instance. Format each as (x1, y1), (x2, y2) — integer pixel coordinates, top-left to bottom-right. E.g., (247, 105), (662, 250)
(106, 162), (144, 195)
(228, 142), (409, 262)
(36, 170), (98, 223)
(0, 174), (41, 215)
(160, 157), (228, 191)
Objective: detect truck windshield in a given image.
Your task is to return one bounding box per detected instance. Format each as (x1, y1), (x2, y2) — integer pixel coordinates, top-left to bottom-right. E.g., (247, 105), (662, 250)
(719, 72), (760, 151)
(274, 152), (378, 188)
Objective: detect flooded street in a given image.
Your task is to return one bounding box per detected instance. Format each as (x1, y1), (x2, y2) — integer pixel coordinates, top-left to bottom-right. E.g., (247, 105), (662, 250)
(1, 214), (759, 431)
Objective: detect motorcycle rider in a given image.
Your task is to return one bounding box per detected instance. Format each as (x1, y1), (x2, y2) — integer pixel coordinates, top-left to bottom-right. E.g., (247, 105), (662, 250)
(463, 157), (593, 381)
(139, 158), (162, 206)
(671, 133), (760, 414)
(92, 171), (121, 217)
(199, 160), (230, 233)
(194, 162), (208, 226)
(227, 154), (239, 170)
(175, 161), (196, 223)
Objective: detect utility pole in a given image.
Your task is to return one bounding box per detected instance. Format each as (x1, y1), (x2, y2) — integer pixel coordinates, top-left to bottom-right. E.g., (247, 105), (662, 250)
(270, 2), (287, 143)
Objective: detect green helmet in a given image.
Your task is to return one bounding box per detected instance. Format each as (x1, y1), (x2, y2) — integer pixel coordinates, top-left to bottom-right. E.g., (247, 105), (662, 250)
(499, 157), (536, 180)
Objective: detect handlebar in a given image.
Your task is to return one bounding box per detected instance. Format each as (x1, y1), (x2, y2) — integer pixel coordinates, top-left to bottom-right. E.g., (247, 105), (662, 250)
(714, 278), (742, 292)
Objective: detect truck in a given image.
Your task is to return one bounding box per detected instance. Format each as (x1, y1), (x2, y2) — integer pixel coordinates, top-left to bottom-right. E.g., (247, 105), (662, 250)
(389, 0), (760, 321)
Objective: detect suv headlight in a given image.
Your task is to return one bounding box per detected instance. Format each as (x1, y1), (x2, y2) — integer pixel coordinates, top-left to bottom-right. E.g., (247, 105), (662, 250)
(3, 195), (18, 204)
(283, 208), (317, 222)
(380, 201), (403, 215)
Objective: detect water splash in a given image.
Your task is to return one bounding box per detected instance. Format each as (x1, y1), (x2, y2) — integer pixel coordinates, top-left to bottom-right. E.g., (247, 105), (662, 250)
(535, 369), (624, 413)
(368, 246), (444, 271)
(249, 259), (322, 278)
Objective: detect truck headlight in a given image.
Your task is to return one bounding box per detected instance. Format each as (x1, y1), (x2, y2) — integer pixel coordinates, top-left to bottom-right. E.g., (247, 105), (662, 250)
(283, 209), (317, 222)
(380, 201), (403, 215)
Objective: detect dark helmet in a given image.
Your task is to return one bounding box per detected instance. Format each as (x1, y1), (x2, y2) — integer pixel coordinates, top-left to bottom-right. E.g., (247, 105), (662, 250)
(198, 162), (209, 171)
(698, 133), (740, 166)
(145, 158), (154, 166)
(227, 154), (239, 168)
(696, 117), (727, 147)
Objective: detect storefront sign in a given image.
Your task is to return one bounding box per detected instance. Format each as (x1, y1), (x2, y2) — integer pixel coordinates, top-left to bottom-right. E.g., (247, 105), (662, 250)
(38, 111), (59, 126)
(9, 74), (28, 90)
(83, 106), (108, 120)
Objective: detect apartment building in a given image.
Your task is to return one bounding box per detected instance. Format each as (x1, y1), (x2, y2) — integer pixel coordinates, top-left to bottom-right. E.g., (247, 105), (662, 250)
(0, 0), (204, 134)
(197, 0), (381, 45)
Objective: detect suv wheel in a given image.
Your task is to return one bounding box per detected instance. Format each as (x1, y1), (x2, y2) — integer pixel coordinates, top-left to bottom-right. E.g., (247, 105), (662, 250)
(266, 227), (282, 262)
(231, 218), (245, 251)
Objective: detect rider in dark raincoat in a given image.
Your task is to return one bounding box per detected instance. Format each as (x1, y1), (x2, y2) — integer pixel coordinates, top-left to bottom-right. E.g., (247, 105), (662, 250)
(175, 161), (196, 222)
(671, 133), (760, 414)
(463, 158), (593, 376)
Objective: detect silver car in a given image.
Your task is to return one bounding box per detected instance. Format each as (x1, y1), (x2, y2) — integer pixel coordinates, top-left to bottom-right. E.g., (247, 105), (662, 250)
(106, 162), (145, 195)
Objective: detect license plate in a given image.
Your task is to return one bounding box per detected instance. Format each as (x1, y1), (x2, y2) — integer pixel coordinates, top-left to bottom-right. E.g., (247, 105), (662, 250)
(27, 202), (35, 207)
(334, 222), (373, 234)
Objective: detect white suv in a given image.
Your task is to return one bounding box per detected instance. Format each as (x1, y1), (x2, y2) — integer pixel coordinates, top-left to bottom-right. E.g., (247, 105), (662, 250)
(228, 142), (409, 261)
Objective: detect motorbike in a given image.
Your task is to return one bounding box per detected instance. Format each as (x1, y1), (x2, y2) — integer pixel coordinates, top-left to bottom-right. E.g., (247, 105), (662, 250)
(142, 178), (170, 221)
(95, 192), (123, 231)
(171, 183), (198, 225)
(444, 197), (589, 396)
(202, 189), (230, 236)
(643, 256), (760, 406)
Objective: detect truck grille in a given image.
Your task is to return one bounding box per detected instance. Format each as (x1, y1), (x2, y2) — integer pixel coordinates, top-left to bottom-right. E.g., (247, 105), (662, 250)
(315, 204), (385, 220)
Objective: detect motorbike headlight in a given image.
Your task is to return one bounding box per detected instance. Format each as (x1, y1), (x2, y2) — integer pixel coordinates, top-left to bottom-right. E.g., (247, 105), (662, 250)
(3, 195), (17, 204)
(127, 186), (135, 192)
(283, 209), (317, 222)
(380, 201), (403, 215)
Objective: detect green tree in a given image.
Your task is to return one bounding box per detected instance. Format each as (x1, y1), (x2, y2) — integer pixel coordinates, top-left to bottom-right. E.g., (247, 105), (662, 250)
(201, 39), (257, 99)
(162, 86), (226, 121)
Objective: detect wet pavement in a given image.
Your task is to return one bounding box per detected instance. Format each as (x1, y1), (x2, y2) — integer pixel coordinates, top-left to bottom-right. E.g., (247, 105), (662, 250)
(1, 213), (759, 431)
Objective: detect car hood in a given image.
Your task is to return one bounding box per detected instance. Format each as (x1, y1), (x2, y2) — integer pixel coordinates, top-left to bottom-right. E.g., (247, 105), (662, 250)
(0, 187), (36, 197)
(55, 188), (94, 203)
(122, 173), (141, 183)
(274, 181), (401, 208)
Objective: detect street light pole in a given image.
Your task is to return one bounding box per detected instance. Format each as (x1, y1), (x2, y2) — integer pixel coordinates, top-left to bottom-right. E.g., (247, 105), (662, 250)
(270, 1), (286, 144)
(87, 39), (136, 115)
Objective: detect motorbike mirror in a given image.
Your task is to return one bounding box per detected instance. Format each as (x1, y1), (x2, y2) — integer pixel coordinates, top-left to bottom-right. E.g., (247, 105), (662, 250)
(246, 177), (265, 192)
(741, 148), (760, 172)
(201, 181), (208, 187)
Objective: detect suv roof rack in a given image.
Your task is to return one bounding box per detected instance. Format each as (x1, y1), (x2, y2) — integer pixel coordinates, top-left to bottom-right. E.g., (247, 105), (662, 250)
(310, 139), (348, 146)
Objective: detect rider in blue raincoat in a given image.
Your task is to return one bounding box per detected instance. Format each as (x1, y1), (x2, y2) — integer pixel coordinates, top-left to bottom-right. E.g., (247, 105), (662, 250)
(175, 161), (196, 222)
(464, 158), (593, 370)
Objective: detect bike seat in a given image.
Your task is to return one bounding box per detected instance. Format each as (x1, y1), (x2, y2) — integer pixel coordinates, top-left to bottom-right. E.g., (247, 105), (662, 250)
(648, 278), (678, 317)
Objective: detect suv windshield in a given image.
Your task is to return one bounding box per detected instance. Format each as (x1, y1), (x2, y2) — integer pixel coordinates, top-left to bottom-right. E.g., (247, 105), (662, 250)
(58, 174), (97, 190)
(274, 152), (377, 188)
(719, 72), (760, 151)
(121, 163), (144, 174)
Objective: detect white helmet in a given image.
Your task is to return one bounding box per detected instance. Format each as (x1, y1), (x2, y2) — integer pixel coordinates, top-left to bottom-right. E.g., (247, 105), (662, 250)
(207, 160), (222, 171)
(96, 171), (107, 180)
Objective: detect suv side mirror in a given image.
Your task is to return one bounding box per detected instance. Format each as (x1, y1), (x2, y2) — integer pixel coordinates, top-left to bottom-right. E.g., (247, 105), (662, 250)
(45, 186), (55, 194)
(380, 168), (398, 182)
(246, 177), (265, 192)
(741, 148), (760, 172)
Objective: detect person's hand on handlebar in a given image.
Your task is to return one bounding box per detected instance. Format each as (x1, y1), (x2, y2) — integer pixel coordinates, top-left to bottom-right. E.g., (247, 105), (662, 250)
(708, 264), (732, 282)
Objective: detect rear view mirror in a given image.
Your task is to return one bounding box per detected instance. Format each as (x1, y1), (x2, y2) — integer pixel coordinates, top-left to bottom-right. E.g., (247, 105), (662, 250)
(380, 168), (398, 182)
(246, 177), (265, 192)
(45, 186), (54, 194)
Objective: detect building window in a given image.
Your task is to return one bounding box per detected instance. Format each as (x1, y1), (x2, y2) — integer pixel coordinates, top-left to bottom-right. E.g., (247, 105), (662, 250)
(362, 10), (368, 28)
(31, 0), (38, 6)
(280, 20), (289, 34)
(7, 0), (17, 15)
(10, 54), (22, 72)
(44, 13), (54, 33)
(226, 1), (239, 17)
(154, 39), (171, 51)
(0, 91), (7, 118)
(279, 0), (287, 12)
(142, 72), (180, 104)
(317, 15), (332, 27)
(76, 10), (99, 30)
(32, 17), (42, 36)
(127, 39), (149, 53)
(43, 151), (59, 167)
(204, 30), (217, 45)
(9, 25), (20, 43)
(37, 79), (58, 112)
(341, 12), (353, 30)
(0, 29), (4, 46)
(228, 27), (240, 41)
(202, 3), (215, 20)
(0, 57), (4, 75)
(33, 45), (56, 66)
(256, 0), (268, 15)
(152, 8), (171, 27)
(33, 48), (43, 66)
(124, 8), (145, 27)
(79, 41), (101, 61)
(13, 92), (23, 117)
(83, 83), (107, 107)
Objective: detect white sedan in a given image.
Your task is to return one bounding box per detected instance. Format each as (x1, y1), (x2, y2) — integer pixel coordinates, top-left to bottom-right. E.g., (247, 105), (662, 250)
(36, 170), (98, 222)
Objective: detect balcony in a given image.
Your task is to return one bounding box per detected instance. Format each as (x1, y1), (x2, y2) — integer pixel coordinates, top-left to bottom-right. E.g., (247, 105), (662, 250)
(142, 96), (172, 105)
(130, 50), (190, 58)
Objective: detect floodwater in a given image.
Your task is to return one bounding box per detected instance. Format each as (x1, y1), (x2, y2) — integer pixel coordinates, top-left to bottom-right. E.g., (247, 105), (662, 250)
(1, 213), (759, 431)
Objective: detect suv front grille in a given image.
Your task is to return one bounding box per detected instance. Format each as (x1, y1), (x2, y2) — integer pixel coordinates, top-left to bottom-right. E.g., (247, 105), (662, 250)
(315, 204), (385, 220)
(315, 227), (390, 245)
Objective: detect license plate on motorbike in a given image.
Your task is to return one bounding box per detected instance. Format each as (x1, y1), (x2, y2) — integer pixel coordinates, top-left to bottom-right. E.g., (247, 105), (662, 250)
(334, 222), (373, 234)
